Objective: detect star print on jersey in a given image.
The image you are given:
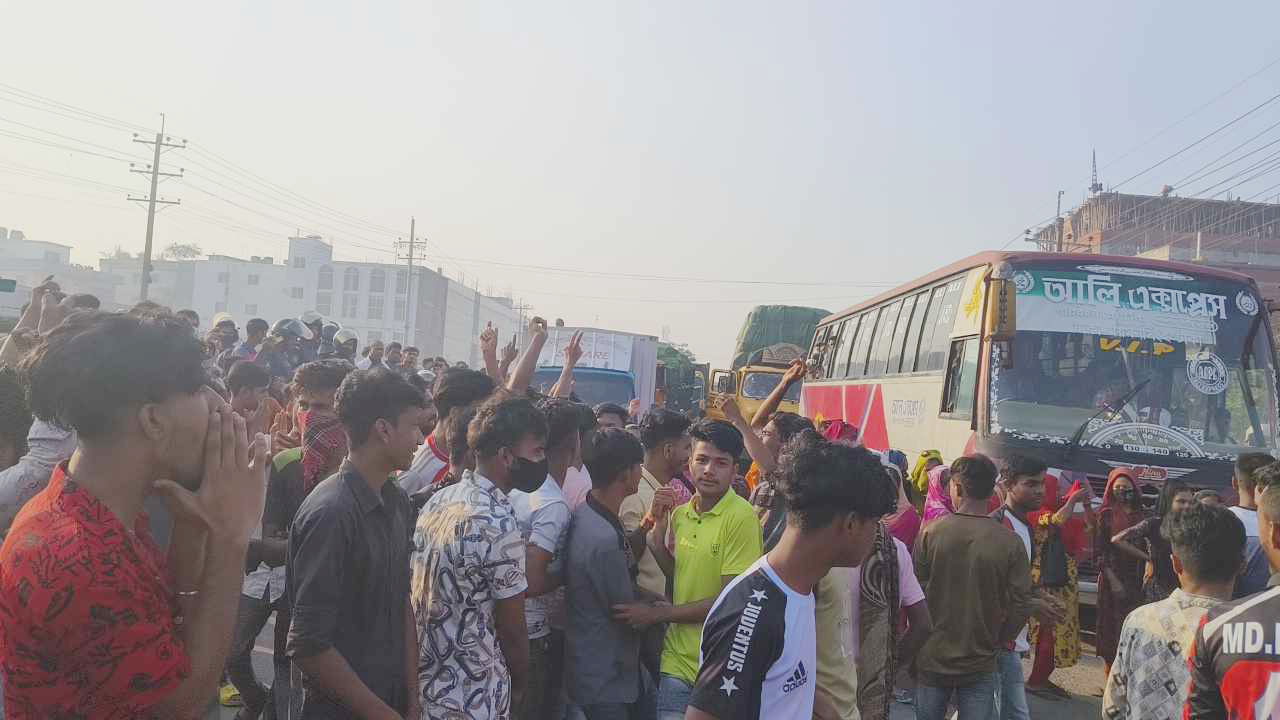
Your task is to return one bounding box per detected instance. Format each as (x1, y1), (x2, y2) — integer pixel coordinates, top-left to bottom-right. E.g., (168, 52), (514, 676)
(720, 676), (738, 696)
(750, 589), (768, 602)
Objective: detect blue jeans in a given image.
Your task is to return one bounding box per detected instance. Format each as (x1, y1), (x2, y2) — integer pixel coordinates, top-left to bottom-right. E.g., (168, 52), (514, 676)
(915, 672), (999, 720)
(656, 673), (693, 720)
(996, 650), (1030, 720)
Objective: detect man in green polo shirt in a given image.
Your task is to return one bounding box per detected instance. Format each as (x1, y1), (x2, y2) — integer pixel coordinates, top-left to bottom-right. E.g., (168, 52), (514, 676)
(614, 417), (764, 720)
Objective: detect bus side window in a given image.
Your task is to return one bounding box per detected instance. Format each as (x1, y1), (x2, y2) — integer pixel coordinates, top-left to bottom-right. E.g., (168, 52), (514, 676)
(941, 336), (980, 421)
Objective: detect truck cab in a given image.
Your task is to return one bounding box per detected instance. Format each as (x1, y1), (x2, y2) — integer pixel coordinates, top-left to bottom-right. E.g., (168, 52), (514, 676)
(706, 363), (801, 422)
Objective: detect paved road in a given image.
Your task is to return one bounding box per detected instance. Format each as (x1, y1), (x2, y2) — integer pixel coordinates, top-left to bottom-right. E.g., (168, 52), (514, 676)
(210, 613), (1106, 720)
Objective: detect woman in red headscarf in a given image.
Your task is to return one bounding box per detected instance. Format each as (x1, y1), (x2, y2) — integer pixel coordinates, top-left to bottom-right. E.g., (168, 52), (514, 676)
(1094, 467), (1147, 676)
(1025, 472), (1094, 699)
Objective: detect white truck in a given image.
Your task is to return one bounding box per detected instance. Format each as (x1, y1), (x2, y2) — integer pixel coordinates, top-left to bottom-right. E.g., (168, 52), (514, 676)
(533, 326), (661, 414)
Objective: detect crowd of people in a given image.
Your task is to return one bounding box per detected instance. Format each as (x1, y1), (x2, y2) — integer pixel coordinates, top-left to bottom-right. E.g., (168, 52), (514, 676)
(0, 280), (1276, 720)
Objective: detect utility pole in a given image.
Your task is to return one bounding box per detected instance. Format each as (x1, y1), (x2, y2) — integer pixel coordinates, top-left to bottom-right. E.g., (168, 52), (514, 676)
(405, 217), (415, 343)
(1055, 189), (1065, 252)
(128, 114), (185, 301)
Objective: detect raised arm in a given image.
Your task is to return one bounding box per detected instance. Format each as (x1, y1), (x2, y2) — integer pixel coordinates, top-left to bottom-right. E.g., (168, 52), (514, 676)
(720, 397), (777, 474)
(480, 323), (501, 381)
(506, 317), (548, 394)
(549, 331), (583, 398)
(748, 359), (806, 429)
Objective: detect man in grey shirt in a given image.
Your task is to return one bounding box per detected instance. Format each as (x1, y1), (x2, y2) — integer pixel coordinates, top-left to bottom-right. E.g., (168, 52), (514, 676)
(566, 428), (659, 720)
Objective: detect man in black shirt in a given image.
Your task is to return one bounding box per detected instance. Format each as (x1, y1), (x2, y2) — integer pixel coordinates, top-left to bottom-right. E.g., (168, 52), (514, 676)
(287, 369), (429, 720)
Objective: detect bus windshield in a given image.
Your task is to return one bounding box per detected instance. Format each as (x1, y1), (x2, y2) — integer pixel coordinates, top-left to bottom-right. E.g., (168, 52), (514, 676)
(990, 263), (1279, 460)
(741, 371), (802, 402)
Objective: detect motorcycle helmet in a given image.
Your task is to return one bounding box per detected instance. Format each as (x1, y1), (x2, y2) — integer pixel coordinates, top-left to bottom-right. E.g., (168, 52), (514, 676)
(271, 317), (314, 341)
(333, 328), (358, 348)
(299, 310), (324, 326)
(321, 321), (341, 342)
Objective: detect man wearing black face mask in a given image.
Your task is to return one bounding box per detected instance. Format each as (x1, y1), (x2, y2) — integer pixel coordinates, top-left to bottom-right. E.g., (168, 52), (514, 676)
(412, 394), (549, 719)
(508, 399), (579, 720)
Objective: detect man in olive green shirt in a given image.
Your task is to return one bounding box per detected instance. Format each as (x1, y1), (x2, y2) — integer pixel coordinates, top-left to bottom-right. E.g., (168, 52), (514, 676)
(612, 419), (763, 720)
(913, 455), (1032, 720)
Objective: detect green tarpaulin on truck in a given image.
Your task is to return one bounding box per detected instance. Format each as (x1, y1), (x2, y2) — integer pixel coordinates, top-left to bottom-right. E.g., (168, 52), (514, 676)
(731, 305), (830, 370)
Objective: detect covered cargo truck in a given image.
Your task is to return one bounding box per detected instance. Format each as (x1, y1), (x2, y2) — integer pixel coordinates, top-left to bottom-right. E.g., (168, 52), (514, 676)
(532, 326), (660, 413)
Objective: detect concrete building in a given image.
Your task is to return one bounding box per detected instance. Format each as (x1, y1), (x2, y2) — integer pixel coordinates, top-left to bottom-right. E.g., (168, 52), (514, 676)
(94, 234), (521, 363)
(0, 227), (122, 315)
(1031, 191), (1280, 302)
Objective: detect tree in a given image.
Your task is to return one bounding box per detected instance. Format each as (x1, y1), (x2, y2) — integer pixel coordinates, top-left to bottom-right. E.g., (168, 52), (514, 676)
(161, 243), (202, 260)
(101, 245), (132, 259)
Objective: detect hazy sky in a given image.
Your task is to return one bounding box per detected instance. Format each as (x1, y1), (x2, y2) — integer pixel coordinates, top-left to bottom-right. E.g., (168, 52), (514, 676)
(4, 1), (1280, 366)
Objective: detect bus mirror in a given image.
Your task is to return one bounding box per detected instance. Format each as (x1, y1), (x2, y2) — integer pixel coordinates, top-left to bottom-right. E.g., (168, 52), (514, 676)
(986, 277), (1017, 341)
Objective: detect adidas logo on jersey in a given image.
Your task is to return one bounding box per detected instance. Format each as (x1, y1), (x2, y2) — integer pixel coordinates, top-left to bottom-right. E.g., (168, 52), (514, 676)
(783, 661), (808, 693)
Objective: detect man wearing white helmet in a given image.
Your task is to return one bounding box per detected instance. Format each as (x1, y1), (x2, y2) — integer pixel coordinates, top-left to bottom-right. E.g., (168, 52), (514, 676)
(330, 328), (359, 364)
(298, 311), (324, 363)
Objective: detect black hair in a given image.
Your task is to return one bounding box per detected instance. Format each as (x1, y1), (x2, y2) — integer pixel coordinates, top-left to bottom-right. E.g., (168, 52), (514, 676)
(1256, 461), (1280, 495)
(1236, 453), (1275, 493)
(1162, 503), (1246, 584)
(539, 398), (583, 452)
(403, 346), (419, 354)
(226, 360), (271, 395)
(1261, 480), (1280, 524)
(1195, 488), (1221, 502)
(67, 294), (100, 310)
(128, 300), (171, 318)
(951, 454), (999, 500)
(576, 403), (599, 434)
(387, 341), (403, 352)
(639, 408), (692, 451)
(1156, 479), (1194, 518)
(594, 402), (628, 423)
(446, 404), (480, 466)
(688, 418), (745, 459)
(293, 359), (353, 392)
(433, 368), (497, 421)
(767, 411), (815, 444)
(468, 394), (548, 459)
(584, 427), (645, 489)
(778, 430), (897, 531)
(0, 367), (32, 459)
(335, 368), (427, 446)
(22, 311), (207, 439)
(175, 308), (199, 324)
(406, 372), (432, 398)
(1001, 454), (1048, 483)
(246, 318), (269, 336)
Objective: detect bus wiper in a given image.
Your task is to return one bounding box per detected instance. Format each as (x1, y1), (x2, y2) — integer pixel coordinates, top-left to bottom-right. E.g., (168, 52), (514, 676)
(1062, 378), (1151, 463)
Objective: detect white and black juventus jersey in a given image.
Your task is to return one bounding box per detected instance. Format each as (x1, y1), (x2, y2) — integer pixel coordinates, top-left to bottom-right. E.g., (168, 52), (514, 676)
(688, 555), (817, 720)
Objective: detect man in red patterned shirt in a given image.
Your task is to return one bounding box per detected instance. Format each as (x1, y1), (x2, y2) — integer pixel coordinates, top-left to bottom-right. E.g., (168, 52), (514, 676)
(0, 311), (270, 720)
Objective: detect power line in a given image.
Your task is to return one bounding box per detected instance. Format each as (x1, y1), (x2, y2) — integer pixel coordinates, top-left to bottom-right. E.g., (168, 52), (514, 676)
(0, 83), (151, 133)
(1110, 90), (1280, 192)
(1100, 53), (1280, 174)
(0, 128), (136, 162)
(429, 253), (905, 286)
(0, 114), (148, 161)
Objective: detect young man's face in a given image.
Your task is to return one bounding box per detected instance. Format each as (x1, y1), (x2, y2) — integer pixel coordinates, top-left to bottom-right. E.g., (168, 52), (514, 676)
(834, 515), (879, 568)
(689, 439), (735, 499)
(598, 412), (626, 430)
(386, 348), (403, 366)
(368, 343), (384, 363)
(1260, 503), (1280, 567)
(296, 386), (339, 418)
(622, 462), (643, 497)
(759, 420), (784, 455)
(664, 435), (692, 474)
(403, 349), (419, 367)
(1006, 472), (1046, 513)
(159, 386), (225, 490)
(1171, 490), (1196, 514)
(231, 385), (267, 416)
(382, 407), (428, 472)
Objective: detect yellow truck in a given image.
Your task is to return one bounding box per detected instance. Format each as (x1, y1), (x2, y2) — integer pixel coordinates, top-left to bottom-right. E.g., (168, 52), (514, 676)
(706, 361), (802, 422)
